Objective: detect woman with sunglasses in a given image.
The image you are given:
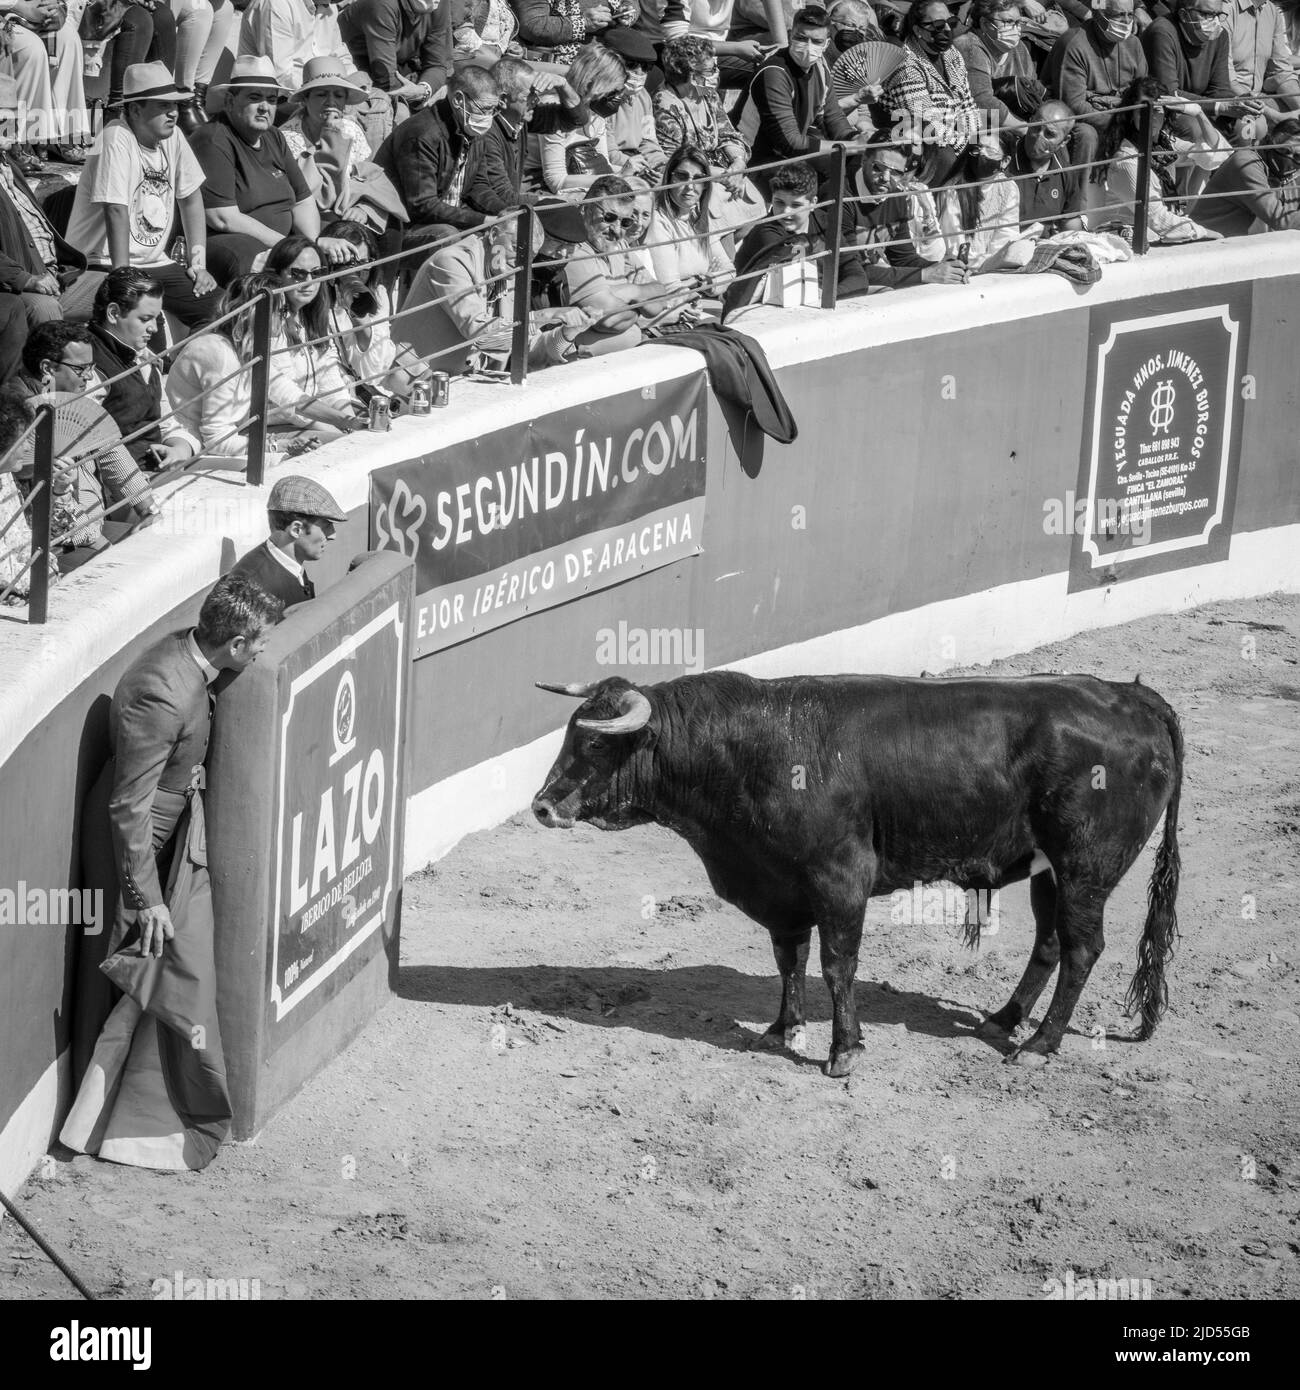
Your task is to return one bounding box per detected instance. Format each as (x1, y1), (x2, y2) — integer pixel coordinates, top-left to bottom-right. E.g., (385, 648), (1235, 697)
(165, 272), (324, 465)
(526, 42), (630, 198)
(646, 145), (735, 302)
(882, 1), (981, 183)
(263, 234), (367, 436)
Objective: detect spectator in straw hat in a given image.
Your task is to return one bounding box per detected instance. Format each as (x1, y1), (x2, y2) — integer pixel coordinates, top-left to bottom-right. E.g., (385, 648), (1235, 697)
(62, 63), (225, 334)
(188, 55), (361, 279)
(229, 473), (346, 607)
(282, 57), (375, 174)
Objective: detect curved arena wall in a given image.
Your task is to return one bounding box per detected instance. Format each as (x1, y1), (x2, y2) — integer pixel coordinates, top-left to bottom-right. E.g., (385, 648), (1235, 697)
(3, 236), (1298, 1194)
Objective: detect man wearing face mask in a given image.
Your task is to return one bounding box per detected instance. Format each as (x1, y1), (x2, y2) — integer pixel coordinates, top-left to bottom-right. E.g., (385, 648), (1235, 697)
(1046, 0), (1149, 168)
(1007, 97), (1087, 227)
(856, 140), (976, 284)
(375, 65), (498, 246)
(465, 58), (591, 216)
(749, 5), (835, 192)
(340, 0), (454, 116)
(1194, 110), (1300, 229)
(956, 0), (1048, 141)
(1144, 0), (1245, 124)
(882, 2), (982, 181)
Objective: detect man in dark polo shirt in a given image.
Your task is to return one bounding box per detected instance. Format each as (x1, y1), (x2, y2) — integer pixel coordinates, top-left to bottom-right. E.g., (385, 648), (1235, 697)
(340, 0), (454, 117)
(189, 56), (358, 281)
(229, 474), (346, 608)
(1007, 101), (1087, 232)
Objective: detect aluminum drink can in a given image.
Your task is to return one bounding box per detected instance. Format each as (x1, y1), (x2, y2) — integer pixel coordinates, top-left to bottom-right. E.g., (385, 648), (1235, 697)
(368, 395), (391, 432)
(430, 371), (450, 408)
(410, 380), (432, 415)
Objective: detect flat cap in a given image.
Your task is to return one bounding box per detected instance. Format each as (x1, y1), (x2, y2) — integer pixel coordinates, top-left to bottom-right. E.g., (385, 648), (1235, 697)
(267, 474), (347, 521)
(601, 27), (659, 65)
(538, 201), (590, 244)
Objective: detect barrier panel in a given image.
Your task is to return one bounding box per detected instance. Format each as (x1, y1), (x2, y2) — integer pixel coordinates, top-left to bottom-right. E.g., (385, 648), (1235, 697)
(206, 553), (411, 1139)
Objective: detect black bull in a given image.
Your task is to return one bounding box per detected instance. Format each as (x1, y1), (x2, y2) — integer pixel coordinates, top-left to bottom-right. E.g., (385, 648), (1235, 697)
(532, 672), (1183, 1075)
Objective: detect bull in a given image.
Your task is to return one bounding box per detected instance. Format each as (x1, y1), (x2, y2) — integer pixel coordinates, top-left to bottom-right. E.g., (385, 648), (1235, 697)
(532, 671), (1182, 1076)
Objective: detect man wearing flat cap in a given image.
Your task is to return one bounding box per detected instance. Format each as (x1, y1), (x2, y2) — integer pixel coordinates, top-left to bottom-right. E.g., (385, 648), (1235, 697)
(229, 474), (347, 607)
(63, 63), (224, 331)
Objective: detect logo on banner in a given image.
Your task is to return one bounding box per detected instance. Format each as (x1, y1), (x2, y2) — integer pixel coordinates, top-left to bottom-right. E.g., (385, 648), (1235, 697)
(271, 605), (405, 1023)
(368, 377), (709, 658)
(1070, 290), (1248, 590)
(330, 670), (357, 767)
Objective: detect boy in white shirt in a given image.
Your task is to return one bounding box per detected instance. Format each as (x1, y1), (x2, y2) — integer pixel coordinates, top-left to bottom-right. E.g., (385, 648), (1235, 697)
(62, 62), (223, 338)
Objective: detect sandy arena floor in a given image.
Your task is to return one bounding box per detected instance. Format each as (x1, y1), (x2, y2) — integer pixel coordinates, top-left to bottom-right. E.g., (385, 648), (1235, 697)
(4, 592), (1299, 1300)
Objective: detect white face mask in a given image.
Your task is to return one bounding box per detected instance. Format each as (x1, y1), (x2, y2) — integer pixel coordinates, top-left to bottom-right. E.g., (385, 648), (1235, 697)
(1099, 13), (1135, 40)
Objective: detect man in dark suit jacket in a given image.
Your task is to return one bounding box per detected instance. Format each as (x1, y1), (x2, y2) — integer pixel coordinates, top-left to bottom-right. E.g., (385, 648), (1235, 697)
(0, 148), (88, 329)
(64, 571), (285, 1162)
(229, 474), (346, 608)
(107, 573), (285, 953)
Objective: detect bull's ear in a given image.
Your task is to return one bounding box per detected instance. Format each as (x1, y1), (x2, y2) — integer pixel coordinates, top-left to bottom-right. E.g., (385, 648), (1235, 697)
(576, 685), (652, 735)
(535, 681), (601, 698)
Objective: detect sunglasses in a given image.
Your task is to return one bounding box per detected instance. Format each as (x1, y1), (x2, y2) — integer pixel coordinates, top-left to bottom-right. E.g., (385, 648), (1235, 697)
(920, 17), (958, 29)
(286, 266), (321, 282)
(599, 212), (640, 233)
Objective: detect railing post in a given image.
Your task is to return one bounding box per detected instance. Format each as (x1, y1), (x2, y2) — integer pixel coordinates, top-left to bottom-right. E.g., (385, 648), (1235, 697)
(1133, 99), (1154, 256)
(246, 291), (273, 487)
(510, 204), (535, 387)
(28, 405), (53, 624)
(821, 144), (847, 311)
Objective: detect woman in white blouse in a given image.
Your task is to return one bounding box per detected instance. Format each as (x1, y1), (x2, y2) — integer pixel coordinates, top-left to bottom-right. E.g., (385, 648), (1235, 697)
(165, 273), (329, 465)
(646, 145), (734, 295)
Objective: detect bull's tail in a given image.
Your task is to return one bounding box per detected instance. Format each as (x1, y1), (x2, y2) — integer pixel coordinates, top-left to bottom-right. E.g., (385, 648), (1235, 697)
(1124, 702), (1183, 1040)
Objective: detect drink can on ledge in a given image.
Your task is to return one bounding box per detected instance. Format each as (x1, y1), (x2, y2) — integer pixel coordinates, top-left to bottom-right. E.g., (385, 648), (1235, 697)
(409, 380), (432, 415)
(368, 395), (391, 432)
(430, 372), (450, 409)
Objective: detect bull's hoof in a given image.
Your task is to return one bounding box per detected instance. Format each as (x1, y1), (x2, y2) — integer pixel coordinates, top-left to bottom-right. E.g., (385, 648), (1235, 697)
(749, 1025), (787, 1051)
(823, 1046), (862, 1078)
(975, 1016), (1013, 1042)
(785, 1025), (808, 1055)
(1005, 1046), (1050, 1068)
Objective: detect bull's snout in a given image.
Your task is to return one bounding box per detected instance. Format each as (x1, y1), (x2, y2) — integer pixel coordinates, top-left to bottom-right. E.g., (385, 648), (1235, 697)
(532, 795), (574, 829)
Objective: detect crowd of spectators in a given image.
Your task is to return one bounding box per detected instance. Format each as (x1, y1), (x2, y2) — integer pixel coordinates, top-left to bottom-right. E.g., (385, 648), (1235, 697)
(3, 0), (1300, 604)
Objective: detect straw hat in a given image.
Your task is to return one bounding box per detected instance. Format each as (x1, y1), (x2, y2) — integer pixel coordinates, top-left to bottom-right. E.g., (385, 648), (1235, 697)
(211, 56), (293, 96)
(122, 61), (193, 104)
(293, 57), (370, 106)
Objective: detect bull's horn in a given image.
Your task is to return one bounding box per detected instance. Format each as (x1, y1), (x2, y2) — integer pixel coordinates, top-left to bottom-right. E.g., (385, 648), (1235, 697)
(535, 681), (601, 697)
(577, 687), (653, 734)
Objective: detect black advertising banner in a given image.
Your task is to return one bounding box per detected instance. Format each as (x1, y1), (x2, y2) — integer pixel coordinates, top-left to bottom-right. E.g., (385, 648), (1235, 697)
(1069, 284), (1250, 591)
(269, 603), (405, 1029)
(369, 375), (708, 656)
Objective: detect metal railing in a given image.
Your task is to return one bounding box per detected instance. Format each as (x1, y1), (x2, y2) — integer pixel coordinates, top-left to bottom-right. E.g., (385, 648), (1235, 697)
(3, 92), (1294, 622)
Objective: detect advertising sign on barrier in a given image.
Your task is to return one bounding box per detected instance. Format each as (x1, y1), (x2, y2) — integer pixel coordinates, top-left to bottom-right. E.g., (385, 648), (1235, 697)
(369, 375), (708, 656)
(269, 602), (405, 1026)
(1070, 284), (1250, 590)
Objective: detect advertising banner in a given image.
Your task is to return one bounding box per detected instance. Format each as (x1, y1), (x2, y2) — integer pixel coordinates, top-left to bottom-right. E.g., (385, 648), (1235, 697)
(370, 376), (708, 656)
(269, 602), (406, 1026)
(1069, 284), (1250, 590)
